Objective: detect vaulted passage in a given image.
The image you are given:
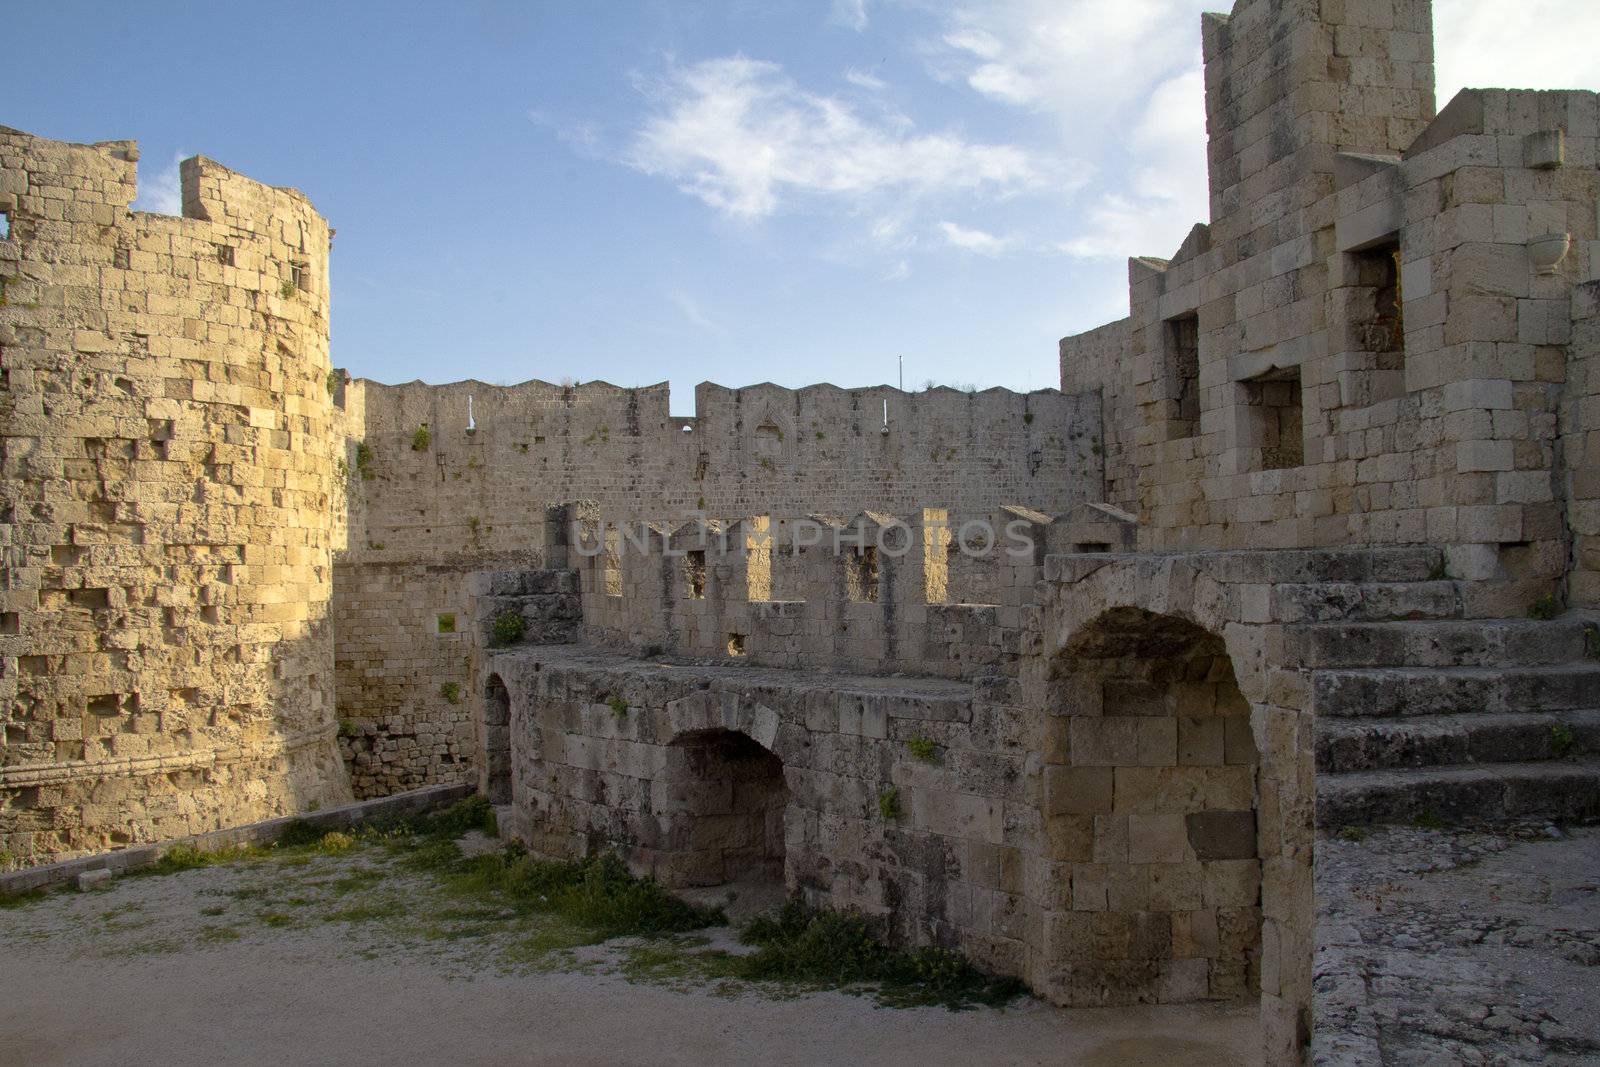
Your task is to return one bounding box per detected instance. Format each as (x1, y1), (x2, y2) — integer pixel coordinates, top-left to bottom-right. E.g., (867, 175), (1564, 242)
(661, 729), (787, 894)
(1038, 608), (1261, 1006)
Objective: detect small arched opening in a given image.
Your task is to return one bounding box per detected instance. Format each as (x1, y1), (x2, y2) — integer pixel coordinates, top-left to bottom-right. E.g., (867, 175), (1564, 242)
(1038, 607), (1260, 1007)
(659, 729), (788, 907)
(482, 673), (512, 805)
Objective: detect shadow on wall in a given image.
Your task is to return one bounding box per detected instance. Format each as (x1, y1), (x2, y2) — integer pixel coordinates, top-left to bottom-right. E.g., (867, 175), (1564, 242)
(1036, 607), (1262, 1006)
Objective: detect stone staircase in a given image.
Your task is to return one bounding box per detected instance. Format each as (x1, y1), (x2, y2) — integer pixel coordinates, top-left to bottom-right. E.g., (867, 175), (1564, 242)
(1293, 549), (1600, 827)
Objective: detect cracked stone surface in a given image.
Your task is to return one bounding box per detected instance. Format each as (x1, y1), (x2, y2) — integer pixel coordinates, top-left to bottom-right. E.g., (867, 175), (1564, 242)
(1315, 822), (1600, 1065)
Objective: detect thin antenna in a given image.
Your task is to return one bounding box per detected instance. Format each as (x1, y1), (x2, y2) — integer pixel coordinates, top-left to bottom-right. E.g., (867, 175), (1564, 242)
(898, 355), (903, 391)
(881, 398), (889, 435)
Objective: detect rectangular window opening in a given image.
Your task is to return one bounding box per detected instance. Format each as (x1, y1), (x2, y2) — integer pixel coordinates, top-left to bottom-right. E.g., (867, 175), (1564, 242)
(1163, 313), (1200, 440)
(215, 243), (235, 266)
(847, 545), (880, 603)
(602, 528), (623, 597)
(684, 550), (707, 599)
(0, 211), (10, 240)
(1244, 368), (1304, 471)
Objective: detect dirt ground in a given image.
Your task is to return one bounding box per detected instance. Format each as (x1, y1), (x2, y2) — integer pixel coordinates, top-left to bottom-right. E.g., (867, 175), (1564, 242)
(0, 836), (1259, 1067)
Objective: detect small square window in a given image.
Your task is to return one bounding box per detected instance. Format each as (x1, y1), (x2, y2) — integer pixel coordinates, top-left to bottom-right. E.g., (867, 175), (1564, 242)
(290, 262), (310, 292)
(215, 244), (235, 266)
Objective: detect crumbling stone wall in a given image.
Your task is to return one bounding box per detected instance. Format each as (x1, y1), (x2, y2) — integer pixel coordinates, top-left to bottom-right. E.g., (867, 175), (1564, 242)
(0, 128), (351, 864)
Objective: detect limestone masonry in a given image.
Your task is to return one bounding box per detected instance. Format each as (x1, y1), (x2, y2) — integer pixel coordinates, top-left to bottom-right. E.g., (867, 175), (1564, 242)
(2, 0), (1597, 1063)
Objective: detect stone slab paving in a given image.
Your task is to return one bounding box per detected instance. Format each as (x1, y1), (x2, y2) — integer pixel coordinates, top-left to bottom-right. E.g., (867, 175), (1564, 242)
(1315, 822), (1600, 1065)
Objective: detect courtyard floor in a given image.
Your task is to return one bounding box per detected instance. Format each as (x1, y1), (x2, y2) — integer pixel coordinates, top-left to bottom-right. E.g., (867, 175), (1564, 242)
(0, 827), (1258, 1067)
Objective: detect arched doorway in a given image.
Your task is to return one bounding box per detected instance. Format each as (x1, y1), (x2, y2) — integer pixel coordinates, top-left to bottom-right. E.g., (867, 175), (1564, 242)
(1036, 607), (1260, 1006)
(659, 729), (788, 901)
(482, 674), (511, 805)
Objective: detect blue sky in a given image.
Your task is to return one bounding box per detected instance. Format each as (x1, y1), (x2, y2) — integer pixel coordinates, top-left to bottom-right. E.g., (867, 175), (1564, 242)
(9, 1), (1596, 414)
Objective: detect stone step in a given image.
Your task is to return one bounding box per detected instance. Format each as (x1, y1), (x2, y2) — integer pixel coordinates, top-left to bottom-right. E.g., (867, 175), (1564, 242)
(1268, 580), (1460, 623)
(1317, 759), (1600, 827)
(1287, 615), (1600, 669)
(1310, 664), (1600, 717)
(1316, 709), (1600, 773)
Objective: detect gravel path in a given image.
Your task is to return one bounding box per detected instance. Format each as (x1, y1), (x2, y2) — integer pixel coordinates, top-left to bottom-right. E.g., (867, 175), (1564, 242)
(0, 840), (1259, 1066)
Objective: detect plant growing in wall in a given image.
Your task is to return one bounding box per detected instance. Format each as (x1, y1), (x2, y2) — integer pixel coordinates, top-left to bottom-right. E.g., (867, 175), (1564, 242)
(606, 695), (629, 718)
(906, 737), (939, 764)
(877, 787), (902, 820)
(492, 611), (526, 646)
(280, 278), (297, 299)
(441, 682), (461, 705)
(325, 369), (341, 396)
(1551, 723), (1576, 757)
(411, 424), (433, 452)
(337, 719), (360, 738)
(1528, 593), (1560, 620)
(354, 442), (375, 479)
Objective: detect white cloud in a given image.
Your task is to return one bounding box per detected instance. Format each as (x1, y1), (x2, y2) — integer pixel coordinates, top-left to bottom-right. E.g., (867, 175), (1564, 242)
(1058, 67), (1209, 259)
(627, 56), (1051, 220)
(938, 220), (1012, 255)
(928, 1), (1218, 130)
(843, 68), (887, 92)
(1433, 0), (1600, 106)
(830, 0), (869, 32)
(670, 288), (725, 336)
(132, 151), (185, 216)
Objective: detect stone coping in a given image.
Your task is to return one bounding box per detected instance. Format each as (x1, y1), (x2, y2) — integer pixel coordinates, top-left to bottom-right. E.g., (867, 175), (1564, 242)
(0, 783), (474, 896)
(491, 644), (975, 700)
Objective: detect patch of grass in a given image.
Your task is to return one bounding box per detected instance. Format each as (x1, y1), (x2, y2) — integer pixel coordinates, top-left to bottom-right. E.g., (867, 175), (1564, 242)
(411, 424), (433, 452)
(878, 787), (902, 820)
(315, 831), (357, 855)
(1528, 593), (1560, 620)
(325, 369), (341, 396)
(0, 888), (49, 909)
(607, 695), (629, 717)
(199, 925), (242, 944)
(326, 869), (386, 896)
(1585, 625), (1600, 661)
(325, 899), (406, 924)
(1337, 826), (1368, 843)
(338, 718), (360, 738)
(257, 911), (296, 928)
(1426, 557), (1450, 582)
(199, 904), (228, 916)
(278, 820), (324, 848)
(906, 737), (939, 764)
(279, 278), (296, 299)
(1552, 723), (1577, 758)
(739, 901), (1024, 1009)
(148, 843), (262, 874)
(1413, 810), (1447, 830)
(492, 611), (526, 646)
(441, 682), (462, 705)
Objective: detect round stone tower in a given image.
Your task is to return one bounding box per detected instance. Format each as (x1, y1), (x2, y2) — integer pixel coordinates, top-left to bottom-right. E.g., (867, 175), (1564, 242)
(0, 127), (352, 864)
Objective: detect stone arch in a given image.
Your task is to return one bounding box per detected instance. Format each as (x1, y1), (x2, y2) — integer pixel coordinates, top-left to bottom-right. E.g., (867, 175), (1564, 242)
(1032, 605), (1261, 1007)
(654, 728), (789, 898)
(482, 673), (512, 805)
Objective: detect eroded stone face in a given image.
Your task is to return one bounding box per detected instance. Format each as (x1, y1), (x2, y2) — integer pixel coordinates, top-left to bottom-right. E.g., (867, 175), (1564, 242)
(0, 129), (350, 863)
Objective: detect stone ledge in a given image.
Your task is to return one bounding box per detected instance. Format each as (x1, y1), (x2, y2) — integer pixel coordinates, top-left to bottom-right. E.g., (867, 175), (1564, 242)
(0, 782), (473, 896)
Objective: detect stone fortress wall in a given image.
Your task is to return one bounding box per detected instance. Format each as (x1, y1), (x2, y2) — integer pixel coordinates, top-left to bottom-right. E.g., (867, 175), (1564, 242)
(331, 377), (1103, 796)
(0, 128), (352, 865)
(3, 0), (1599, 1062)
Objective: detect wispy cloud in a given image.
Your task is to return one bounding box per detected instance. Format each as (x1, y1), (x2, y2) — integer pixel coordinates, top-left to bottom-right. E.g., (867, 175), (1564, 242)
(131, 150), (186, 216)
(938, 220), (1011, 256)
(670, 288), (725, 336)
(829, 0), (870, 32)
(626, 56), (1051, 220)
(843, 68), (887, 92)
